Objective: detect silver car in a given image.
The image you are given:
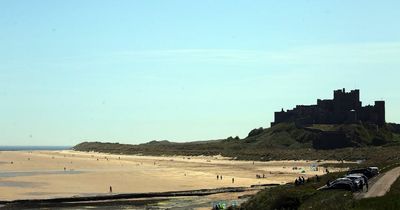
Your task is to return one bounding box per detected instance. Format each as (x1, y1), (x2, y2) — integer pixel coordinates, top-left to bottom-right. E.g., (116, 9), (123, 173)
(368, 167), (380, 175)
(345, 174), (367, 190)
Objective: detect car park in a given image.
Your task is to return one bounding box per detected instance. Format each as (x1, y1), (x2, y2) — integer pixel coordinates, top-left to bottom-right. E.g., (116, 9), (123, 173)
(320, 166), (378, 192)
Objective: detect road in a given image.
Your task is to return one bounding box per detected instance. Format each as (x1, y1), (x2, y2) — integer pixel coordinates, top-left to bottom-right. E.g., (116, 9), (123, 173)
(361, 166), (400, 198)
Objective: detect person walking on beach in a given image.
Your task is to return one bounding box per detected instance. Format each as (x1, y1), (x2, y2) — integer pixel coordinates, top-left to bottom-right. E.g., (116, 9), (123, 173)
(217, 175), (219, 180)
(232, 178), (234, 183)
(109, 186), (113, 193)
(220, 175), (223, 180)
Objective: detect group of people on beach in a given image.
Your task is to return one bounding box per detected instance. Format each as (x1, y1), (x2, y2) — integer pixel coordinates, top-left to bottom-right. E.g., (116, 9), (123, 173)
(216, 175), (235, 183)
(294, 175), (321, 186)
(294, 176), (306, 185)
(256, 174), (266, 179)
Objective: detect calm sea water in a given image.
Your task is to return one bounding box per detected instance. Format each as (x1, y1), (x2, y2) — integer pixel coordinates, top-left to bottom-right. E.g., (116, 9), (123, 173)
(0, 146), (71, 151)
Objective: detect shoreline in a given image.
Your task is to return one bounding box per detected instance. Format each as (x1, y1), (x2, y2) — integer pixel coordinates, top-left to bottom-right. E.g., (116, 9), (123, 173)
(0, 186), (272, 210)
(0, 185), (269, 204)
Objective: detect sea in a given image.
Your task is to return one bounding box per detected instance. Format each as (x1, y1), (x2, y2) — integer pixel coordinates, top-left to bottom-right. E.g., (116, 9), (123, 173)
(0, 146), (71, 151)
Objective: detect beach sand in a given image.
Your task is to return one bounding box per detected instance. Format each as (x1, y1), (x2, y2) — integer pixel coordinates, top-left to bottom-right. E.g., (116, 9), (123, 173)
(0, 150), (346, 201)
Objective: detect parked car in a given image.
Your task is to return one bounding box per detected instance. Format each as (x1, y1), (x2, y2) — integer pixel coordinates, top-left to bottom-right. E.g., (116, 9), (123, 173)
(345, 174), (367, 190)
(347, 173), (368, 183)
(326, 178), (357, 192)
(348, 168), (377, 179)
(368, 167), (380, 175)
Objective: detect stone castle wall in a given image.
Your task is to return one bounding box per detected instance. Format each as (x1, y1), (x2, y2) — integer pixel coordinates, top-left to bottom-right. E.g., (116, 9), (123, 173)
(272, 89), (385, 126)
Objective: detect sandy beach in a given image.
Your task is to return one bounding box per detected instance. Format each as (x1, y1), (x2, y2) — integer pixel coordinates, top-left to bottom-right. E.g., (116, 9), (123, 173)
(0, 150), (346, 201)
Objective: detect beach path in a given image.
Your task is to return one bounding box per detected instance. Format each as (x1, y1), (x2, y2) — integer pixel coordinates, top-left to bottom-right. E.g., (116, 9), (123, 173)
(361, 166), (400, 198)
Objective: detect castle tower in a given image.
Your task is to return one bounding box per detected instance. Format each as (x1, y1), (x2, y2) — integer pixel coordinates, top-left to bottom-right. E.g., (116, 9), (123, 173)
(332, 88), (361, 123)
(374, 101), (385, 125)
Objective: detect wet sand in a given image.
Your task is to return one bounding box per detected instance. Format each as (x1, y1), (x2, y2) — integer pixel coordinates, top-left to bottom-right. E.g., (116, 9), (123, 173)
(0, 150), (347, 201)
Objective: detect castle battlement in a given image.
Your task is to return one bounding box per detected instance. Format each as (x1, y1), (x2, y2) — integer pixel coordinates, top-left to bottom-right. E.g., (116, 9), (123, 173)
(271, 89), (385, 126)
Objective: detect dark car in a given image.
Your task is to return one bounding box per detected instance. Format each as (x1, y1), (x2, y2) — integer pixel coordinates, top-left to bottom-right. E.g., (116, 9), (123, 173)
(348, 168), (377, 179)
(326, 178), (357, 192)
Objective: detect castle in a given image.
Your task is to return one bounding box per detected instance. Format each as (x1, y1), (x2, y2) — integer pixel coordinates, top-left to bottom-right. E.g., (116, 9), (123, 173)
(271, 89), (385, 126)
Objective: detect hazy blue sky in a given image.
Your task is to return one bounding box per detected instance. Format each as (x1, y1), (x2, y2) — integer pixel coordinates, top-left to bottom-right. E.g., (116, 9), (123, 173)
(1, 1), (400, 146)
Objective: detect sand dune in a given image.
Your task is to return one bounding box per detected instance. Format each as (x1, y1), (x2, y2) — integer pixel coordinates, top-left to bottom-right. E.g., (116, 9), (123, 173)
(0, 150), (346, 201)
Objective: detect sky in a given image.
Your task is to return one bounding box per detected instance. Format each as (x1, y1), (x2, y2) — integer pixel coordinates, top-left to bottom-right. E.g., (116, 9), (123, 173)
(1, 1), (400, 146)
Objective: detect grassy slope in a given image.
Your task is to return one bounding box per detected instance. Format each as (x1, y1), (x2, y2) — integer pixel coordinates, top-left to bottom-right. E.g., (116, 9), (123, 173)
(246, 122), (396, 147)
(244, 123), (316, 148)
(239, 164), (400, 210)
(240, 171), (353, 210)
(74, 123), (400, 162)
